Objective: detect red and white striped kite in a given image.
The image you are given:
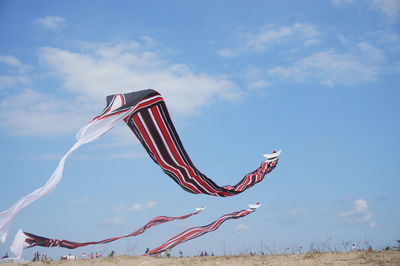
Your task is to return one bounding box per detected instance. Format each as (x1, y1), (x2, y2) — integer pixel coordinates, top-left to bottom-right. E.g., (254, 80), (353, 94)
(145, 203), (261, 256)
(0, 89), (280, 243)
(10, 207), (205, 257)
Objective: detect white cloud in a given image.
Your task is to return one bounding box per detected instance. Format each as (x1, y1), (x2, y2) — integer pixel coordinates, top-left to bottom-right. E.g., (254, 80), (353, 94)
(338, 199), (373, 224)
(369, 0), (400, 20)
(218, 23), (320, 57)
(246, 25), (294, 52)
(128, 201), (157, 212)
(0, 55), (31, 90)
(248, 79), (270, 89)
(293, 23), (320, 39)
(102, 216), (126, 226)
(235, 223), (251, 234)
(0, 89), (94, 136)
(217, 48), (239, 58)
(281, 208), (306, 224)
(268, 49), (381, 86)
(35, 16), (67, 29)
(304, 39), (321, 47)
(0, 75), (30, 90)
(371, 30), (400, 48)
(0, 40), (240, 137)
(331, 0), (400, 20)
(369, 221), (378, 228)
(240, 67), (271, 90)
(0, 55), (24, 68)
(357, 42), (386, 62)
(38, 42), (240, 115)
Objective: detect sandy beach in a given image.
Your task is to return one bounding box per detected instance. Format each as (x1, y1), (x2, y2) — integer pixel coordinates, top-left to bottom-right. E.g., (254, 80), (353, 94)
(1, 250), (399, 266)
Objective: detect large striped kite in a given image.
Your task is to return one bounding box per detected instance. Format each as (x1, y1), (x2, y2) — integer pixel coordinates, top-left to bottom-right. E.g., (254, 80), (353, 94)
(9, 207), (205, 258)
(146, 203), (261, 256)
(0, 89), (280, 243)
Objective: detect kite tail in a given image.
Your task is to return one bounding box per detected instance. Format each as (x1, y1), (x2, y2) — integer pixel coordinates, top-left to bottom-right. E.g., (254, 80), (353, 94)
(9, 207), (205, 257)
(145, 203), (261, 256)
(125, 92), (281, 197)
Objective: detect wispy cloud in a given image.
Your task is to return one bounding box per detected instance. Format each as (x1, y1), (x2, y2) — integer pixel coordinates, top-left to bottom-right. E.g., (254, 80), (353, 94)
(281, 208), (306, 224)
(0, 55), (31, 90)
(113, 201), (158, 214)
(217, 23), (320, 57)
(240, 67), (271, 90)
(128, 201), (157, 212)
(247, 79), (270, 89)
(245, 25), (294, 52)
(234, 223), (251, 234)
(338, 199), (373, 224)
(35, 16), (67, 29)
(0, 75), (30, 90)
(369, 0), (400, 20)
(38, 42), (240, 115)
(331, 0), (400, 21)
(0, 55), (25, 68)
(102, 216), (126, 226)
(268, 48), (382, 86)
(369, 221), (377, 228)
(0, 89), (92, 136)
(217, 21), (397, 88)
(1, 38), (241, 136)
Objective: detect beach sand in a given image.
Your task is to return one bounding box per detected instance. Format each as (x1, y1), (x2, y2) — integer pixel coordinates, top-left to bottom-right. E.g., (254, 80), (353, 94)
(1, 250), (399, 265)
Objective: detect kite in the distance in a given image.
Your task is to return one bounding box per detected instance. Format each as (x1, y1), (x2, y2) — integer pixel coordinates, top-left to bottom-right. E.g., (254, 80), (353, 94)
(145, 203), (261, 256)
(0, 89), (281, 242)
(9, 207), (205, 258)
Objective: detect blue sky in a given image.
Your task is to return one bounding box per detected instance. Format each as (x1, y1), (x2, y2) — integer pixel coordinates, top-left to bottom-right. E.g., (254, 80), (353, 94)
(1, 0), (399, 260)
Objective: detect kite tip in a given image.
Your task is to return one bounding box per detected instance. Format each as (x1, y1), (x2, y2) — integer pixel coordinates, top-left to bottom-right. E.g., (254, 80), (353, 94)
(263, 150), (282, 161)
(248, 202), (261, 210)
(196, 206), (206, 211)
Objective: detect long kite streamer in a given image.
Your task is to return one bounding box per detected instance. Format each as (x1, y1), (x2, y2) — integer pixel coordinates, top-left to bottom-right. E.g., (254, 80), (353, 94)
(145, 203), (261, 256)
(0, 89), (280, 242)
(10, 207), (205, 258)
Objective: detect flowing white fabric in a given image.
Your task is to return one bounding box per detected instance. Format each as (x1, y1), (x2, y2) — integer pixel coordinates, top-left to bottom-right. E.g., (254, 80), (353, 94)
(10, 229), (26, 258)
(0, 100), (128, 243)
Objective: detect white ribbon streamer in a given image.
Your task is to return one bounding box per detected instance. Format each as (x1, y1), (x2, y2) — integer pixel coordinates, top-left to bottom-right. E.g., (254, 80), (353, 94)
(0, 100), (127, 243)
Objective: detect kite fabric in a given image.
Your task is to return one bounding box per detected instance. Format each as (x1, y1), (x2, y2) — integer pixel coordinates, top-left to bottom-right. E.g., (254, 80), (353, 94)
(10, 207), (205, 258)
(145, 203), (261, 256)
(0, 89), (281, 243)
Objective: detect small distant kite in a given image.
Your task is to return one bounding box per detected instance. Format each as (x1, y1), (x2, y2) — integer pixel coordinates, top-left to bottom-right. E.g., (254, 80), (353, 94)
(10, 207), (205, 258)
(145, 203), (261, 256)
(0, 89), (280, 242)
